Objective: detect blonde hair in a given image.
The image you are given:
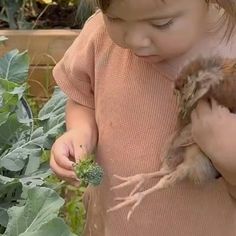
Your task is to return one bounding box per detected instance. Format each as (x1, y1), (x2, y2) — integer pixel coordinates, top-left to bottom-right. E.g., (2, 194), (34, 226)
(91, 0), (236, 41)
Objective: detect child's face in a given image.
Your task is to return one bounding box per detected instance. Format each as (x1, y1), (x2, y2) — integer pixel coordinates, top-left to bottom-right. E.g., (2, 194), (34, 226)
(103, 0), (209, 63)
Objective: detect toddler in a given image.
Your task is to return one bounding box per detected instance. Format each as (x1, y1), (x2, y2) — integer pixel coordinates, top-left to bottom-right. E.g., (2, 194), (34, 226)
(50, 0), (236, 235)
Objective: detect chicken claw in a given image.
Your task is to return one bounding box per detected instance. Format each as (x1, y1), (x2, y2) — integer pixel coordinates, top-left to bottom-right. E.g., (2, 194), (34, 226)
(111, 170), (170, 196)
(108, 164), (189, 220)
(107, 191), (146, 220)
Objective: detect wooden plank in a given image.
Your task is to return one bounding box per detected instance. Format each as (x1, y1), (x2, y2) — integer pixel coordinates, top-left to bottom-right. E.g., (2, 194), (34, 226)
(28, 65), (56, 98)
(0, 29), (80, 65)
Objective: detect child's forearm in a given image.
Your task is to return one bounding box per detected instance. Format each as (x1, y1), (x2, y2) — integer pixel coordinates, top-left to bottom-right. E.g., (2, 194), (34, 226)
(65, 99), (98, 137)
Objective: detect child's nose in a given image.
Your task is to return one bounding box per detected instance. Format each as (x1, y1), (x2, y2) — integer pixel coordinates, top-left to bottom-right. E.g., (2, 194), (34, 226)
(124, 30), (151, 50)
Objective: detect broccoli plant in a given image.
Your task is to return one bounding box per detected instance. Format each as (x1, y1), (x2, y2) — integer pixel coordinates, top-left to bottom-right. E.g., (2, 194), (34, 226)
(0, 37), (76, 235)
(73, 146), (104, 187)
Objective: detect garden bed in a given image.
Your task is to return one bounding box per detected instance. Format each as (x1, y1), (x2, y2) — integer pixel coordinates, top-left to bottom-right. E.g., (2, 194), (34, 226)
(0, 29), (80, 102)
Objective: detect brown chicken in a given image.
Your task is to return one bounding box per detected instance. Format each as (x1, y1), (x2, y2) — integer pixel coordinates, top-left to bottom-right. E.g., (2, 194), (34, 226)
(107, 56), (236, 220)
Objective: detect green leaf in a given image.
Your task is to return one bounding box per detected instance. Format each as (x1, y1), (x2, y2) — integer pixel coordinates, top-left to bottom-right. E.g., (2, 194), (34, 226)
(38, 87), (67, 123)
(20, 163), (52, 186)
(3, 187), (69, 236)
(0, 175), (13, 184)
(0, 114), (29, 147)
(1, 0), (23, 29)
(38, 88), (67, 119)
(0, 179), (22, 204)
(0, 50), (29, 83)
(19, 218), (76, 236)
(0, 207), (8, 227)
(39, 87), (66, 148)
(0, 79), (25, 112)
(0, 112), (10, 127)
(0, 93), (66, 172)
(0, 128), (44, 172)
(17, 98), (33, 125)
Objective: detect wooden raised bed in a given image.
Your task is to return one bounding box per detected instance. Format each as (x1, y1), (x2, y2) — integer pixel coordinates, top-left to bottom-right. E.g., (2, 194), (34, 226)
(0, 29), (80, 102)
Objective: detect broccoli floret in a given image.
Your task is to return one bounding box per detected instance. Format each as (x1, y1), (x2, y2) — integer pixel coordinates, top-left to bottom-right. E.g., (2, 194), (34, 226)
(73, 154), (104, 187)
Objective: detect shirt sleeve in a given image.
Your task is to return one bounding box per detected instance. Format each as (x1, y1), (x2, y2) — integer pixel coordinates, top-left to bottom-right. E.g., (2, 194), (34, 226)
(52, 13), (100, 109)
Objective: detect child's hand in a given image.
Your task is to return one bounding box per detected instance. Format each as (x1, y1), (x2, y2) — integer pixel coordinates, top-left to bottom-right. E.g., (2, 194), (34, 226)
(50, 128), (97, 186)
(191, 98), (236, 184)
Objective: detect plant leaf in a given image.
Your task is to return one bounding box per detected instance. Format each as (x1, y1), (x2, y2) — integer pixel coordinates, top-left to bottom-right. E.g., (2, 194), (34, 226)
(0, 88), (66, 172)
(38, 87), (67, 121)
(3, 187), (68, 236)
(0, 50), (29, 83)
(0, 179), (22, 206)
(0, 112), (10, 127)
(20, 162), (52, 186)
(39, 87), (66, 148)
(19, 218), (76, 236)
(0, 114), (29, 147)
(2, 0), (23, 29)
(0, 78), (25, 113)
(0, 128), (44, 172)
(0, 207), (8, 227)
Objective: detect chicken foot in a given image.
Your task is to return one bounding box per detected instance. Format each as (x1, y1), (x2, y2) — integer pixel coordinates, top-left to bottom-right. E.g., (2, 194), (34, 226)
(108, 162), (189, 220)
(111, 169), (171, 196)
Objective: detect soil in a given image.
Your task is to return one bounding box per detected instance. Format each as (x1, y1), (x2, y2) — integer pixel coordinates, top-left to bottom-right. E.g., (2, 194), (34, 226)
(0, 2), (90, 29)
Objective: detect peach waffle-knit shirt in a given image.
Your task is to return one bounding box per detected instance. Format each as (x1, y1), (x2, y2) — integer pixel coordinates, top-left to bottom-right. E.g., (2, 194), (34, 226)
(53, 11), (236, 236)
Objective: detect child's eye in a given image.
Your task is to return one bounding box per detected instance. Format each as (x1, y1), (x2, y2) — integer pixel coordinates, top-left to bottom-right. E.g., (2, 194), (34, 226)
(151, 19), (174, 30)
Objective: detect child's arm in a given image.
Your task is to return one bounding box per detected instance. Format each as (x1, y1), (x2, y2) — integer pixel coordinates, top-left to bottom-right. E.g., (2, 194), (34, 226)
(66, 98), (97, 134)
(50, 11), (103, 185)
(66, 98), (98, 154)
(191, 99), (236, 198)
(66, 98), (98, 157)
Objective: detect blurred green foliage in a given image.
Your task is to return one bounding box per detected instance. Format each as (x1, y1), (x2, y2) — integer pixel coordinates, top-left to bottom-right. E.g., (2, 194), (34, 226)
(0, 0), (94, 29)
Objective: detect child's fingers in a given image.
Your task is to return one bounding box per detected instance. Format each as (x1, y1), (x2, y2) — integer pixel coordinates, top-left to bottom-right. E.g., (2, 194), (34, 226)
(51, 146), (75, 170)
(50, 153), (77, 179)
